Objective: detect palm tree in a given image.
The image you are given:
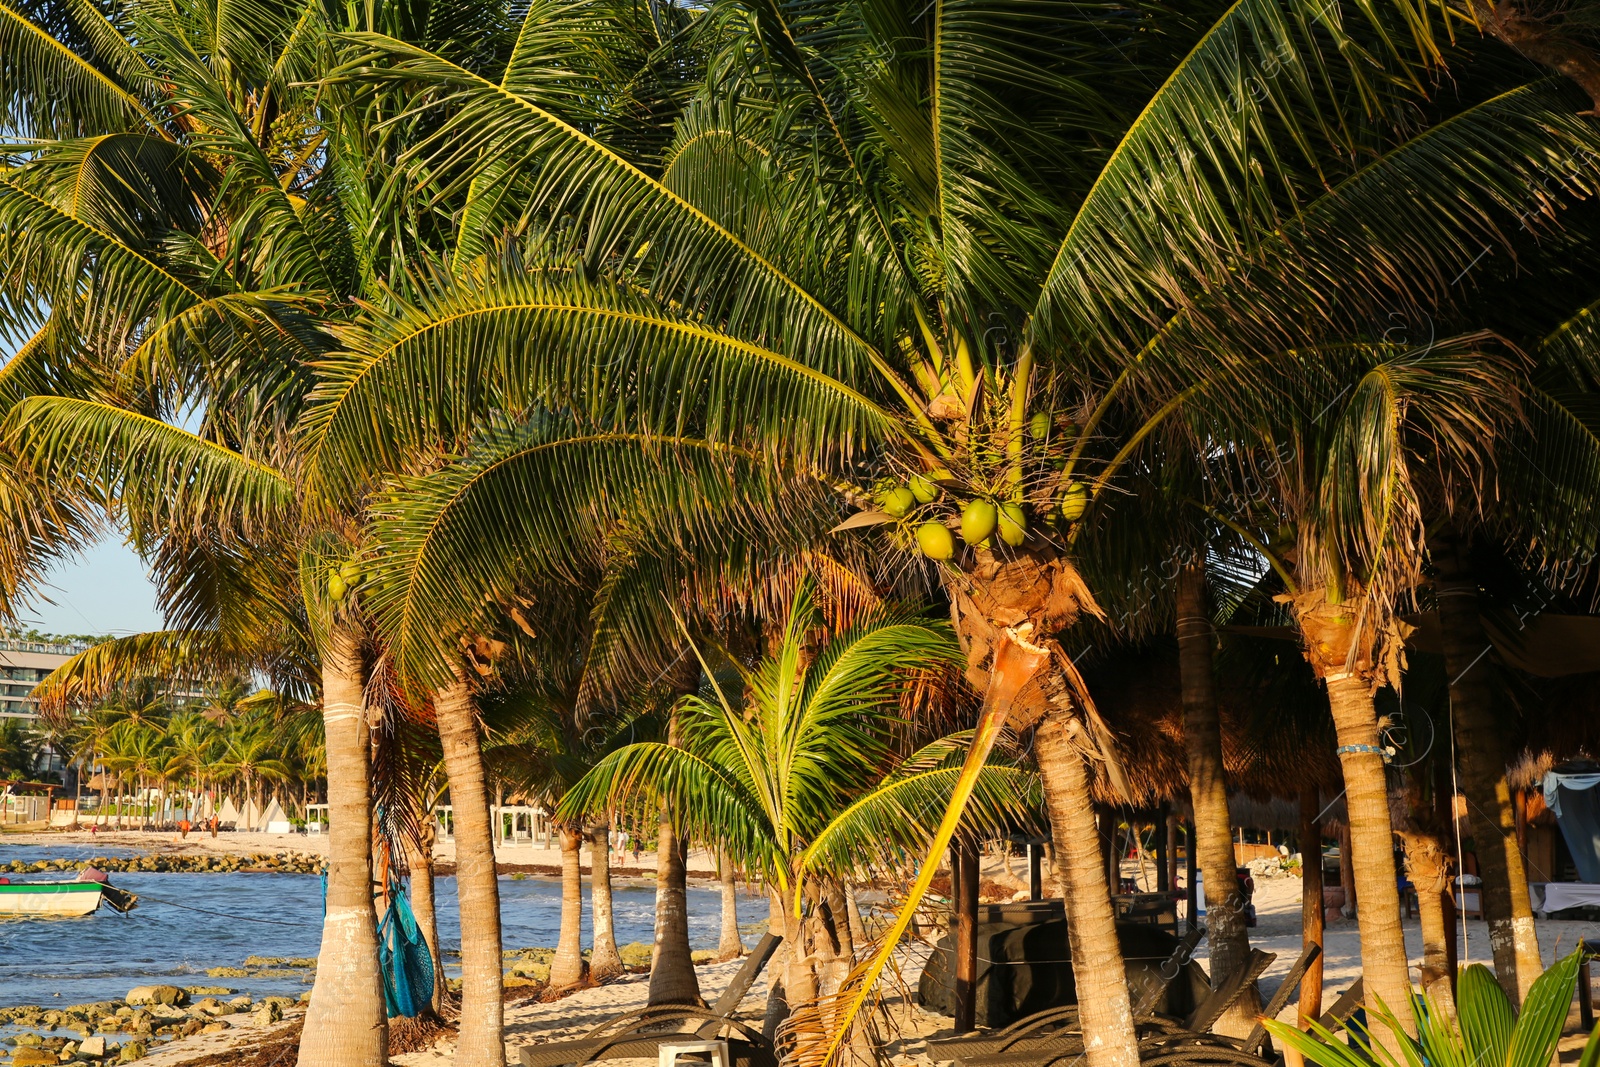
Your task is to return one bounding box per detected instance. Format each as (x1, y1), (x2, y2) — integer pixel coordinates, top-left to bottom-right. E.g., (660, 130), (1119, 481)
(0, 0), (490, 1046)
(215, 720), (292, 824)
(1194, 335), (1526, 1036)
(485, 642), (669, 993)
(313, 2), (1600, 1057)
(0, 719), (39, 779)
(560, 582), (1039, 1016)
(434, 666), (507, 1059)
(99, 719), (169, 828)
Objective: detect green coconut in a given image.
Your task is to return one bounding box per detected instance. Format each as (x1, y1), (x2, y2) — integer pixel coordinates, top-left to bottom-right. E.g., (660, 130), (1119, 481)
(1059, 482), (1089, 522)
(338, 560), (363, 585)
(327, 571), (348, 601)
(998, 504), (1027, 546)
(909, 474), (941, 503)
(961, 499), (998, 545)
(1029, 411), (1051, 440)
(880, 486), (916, 518)
(916, 522), (956, 561)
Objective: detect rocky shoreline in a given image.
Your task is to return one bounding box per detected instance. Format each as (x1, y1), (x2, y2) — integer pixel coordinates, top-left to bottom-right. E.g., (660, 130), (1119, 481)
(3, 854), (323, 876)
(2, 852), (724, 880)
(0, 986), (298, 1065)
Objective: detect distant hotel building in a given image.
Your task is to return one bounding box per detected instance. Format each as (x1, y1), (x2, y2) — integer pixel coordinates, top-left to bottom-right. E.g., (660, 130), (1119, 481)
(0, 637), (90, 720)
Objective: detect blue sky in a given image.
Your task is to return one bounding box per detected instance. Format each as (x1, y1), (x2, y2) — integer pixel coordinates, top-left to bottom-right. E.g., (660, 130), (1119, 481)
(1, 325), (165, 639)
(14, 533), (164, 638)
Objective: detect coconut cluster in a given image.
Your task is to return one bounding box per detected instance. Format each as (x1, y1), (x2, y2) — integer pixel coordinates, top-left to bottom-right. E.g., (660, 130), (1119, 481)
(865, 411), (1092, 561)
(327, 556), (365, 601)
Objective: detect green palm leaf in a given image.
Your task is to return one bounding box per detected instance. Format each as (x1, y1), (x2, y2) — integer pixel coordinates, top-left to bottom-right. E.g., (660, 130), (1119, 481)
(0, 170), (203, 347)
(797, 762), (1039, 881)
(334, 31), (884, 384)
(303, 268), (895, 499)
(7, 396), (296, 538)
(362, 417), (831, 690)
(0, 0), (157, 137)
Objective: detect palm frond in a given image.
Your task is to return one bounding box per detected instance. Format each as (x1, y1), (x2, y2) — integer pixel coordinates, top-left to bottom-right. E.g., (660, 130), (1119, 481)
(335, 32), (886, 388)
(796, 762), (1040, 881)
(0, 0), (157, 138)
(363, 417), (831, 691)
(303, 267), (894, 500)
(33, 629), (236, 711)
(7, 396), (297, 540)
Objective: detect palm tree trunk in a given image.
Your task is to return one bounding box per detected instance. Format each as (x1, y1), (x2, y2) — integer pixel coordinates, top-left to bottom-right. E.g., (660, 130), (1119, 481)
(718, 852), (743, 961)
(1433, 537), (1541, 1003)
(551, 823), (590, 989)
(1176, 565), (1257, 1036)
(1036, 710), (1139, 1067)
(297, 621), (387, 1067)
(434, 672), (504, 1067)
(778, 872), (818, 1008)
(648, 803), (703, 1004)
(946, 557), (1137, 1067)
(763, 888), (792, 1040)
(1284, 788), (1324, 1067)
(648, 708), (702, 1006)
(589, 823), (623, 981)
(402, 825), (447, 1016)
(1323, 669), (1412, 1043)
(1399, 828), (1456, 1021)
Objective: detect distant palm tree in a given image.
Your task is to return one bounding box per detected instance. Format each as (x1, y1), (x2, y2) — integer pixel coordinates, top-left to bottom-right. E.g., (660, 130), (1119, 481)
(215, 722), (292, 824)
(0, 719), (39, 779)
(487, 669), (664, 991)
(100, 719), (170, 828)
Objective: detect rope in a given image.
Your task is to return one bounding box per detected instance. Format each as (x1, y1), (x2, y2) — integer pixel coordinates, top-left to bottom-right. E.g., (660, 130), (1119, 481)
(135, 893), (322, 927)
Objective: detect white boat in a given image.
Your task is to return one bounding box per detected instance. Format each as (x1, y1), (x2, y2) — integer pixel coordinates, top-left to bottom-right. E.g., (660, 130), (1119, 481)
(0, 880), (138, 917)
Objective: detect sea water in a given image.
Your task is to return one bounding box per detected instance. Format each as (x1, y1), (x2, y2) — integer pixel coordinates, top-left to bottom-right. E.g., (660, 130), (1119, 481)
(0, 846), (763, 1008)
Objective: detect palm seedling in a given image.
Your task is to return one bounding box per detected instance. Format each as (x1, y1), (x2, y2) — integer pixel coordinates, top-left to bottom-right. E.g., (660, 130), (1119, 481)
(1267, 949), (1600, 1067)
(559, 580), (1040, 1017)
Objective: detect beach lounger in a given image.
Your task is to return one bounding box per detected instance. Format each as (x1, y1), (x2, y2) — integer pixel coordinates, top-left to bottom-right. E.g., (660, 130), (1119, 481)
(1238, 944), (1320, 1057)
(927, 925), (1206, 1063)
(1183, 950), (1276, 1034)
(931, 939), (1283, 1067)
(517, 934), (783, 1067)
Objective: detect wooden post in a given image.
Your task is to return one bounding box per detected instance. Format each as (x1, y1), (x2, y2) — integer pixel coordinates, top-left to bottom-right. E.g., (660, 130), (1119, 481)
(1155, 805), (1170, 894)
(1185, 820), (1199, 931)
(953, 841), (980, 1033)
(1289, 788), (1326, 1067)
(1166, 812), (1179, 896)
(1028, 840), (1043, 901)
(1434, 756), (1460, 990)
(1337, 820), (1356, 916)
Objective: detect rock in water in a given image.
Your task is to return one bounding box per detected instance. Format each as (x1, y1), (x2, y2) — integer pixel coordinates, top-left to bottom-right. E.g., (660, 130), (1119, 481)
(125, 986), (188, 1007)
(76, 1036), (106, 1059)
(11, 1047), (59, 1066)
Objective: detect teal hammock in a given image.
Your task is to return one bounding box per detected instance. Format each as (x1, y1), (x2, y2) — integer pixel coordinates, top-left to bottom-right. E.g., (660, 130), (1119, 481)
(378, 885), (435, 1018)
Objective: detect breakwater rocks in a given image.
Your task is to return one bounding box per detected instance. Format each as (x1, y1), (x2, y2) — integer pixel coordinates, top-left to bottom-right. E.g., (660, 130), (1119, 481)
(3, 853), (323, 876)
(0, 986), (300, 1064)
(204, 956), (317, 980)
